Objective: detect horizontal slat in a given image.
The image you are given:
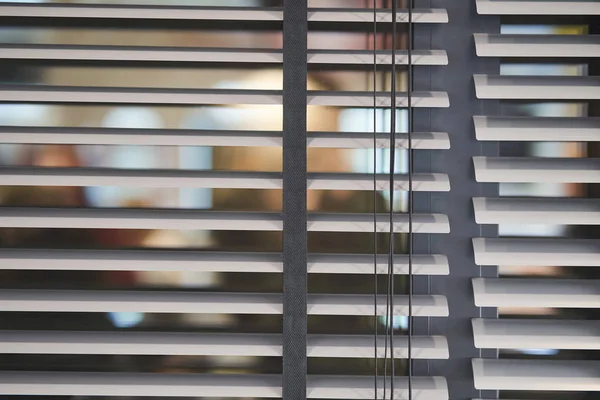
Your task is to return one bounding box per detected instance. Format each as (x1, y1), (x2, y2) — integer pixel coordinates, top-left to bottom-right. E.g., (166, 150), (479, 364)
(472, 359), (600, 392)
(0, 4), (448, 24)
(0, 4), (283, 21)
(0, 208), (450, 233)
(0, 167), (450, 192)
(309, 253), (449, 275)
(309, 172), (450, 191)
(0, 126), (451, 149)
(0, 372), (448, 399)
(474, 75), (600, 100)
(472, 277), (600, 308)
(309, 90), (450, 108)
(0, 331), (449, 359)
(473, 197), (600, 225)
(473, 116), (600, 142)
(0, 44), (448, 66)
(473, 157), (600, 183)
(309, 131), (451, 149)
(476, 0), (600, 15)
(0, 208), (283, 231)
(473, 237), (600, 267)
(0, 290), (449, 317)
(308, 212), (450, 233)
(308, 8), (448, 23)
(0, 85), (282, 105)
(308, 335), (448, 359)
(0, 372), (282, 398)
(474, 34), (600, 58)
(0, 85), (449, 108)
(472, 318), (600, 350)
(0, 249), (450, 275)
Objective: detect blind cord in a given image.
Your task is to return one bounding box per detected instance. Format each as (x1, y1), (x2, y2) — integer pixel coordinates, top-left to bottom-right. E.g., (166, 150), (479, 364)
(407, 0), (414, 399)
(386, 0), (399, 399)
(372, 0), (379, 399)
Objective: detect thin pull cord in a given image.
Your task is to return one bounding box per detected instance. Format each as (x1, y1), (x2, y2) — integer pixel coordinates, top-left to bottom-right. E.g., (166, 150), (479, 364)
(372, 0), (379, 399)
(388, 0), (399, 399)
(407, 0), (414, 399)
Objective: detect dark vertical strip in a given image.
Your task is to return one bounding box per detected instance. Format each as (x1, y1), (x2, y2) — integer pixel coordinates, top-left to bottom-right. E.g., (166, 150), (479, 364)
(426, 1), (500, 399)
(282, 1), (307, 400)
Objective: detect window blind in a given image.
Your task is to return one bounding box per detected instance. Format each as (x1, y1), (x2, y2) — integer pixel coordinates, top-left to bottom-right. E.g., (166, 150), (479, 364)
(472, 0), (600, 398)
(0, 1), (596, 400)
(0, 1), (450, 399)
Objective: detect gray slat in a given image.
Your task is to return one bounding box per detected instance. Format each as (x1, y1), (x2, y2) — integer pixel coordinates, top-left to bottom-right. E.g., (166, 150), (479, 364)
(474, 34), (600, 58)
(473, 359), (600, 392)
(0, 290), (449, 317)
(473, 197), (600, 225)
(473, 237), (600, 267)
(0, 4), (449, 24)
(0, 208), (450, 234)
(0, 85), (282, 105)
(472, 278), (600, 309)
(307, 8), (448, 23)
(473, 157), (600, 183)
(308, 90), (450, 108)
(0, 372), (449, 399)
(472, 318), (600, 350)
(473, 116), (600, 142)
(0, 44), (448, 66)
(475, 0), (600, 15)
(0, 249), (449, 275)
(0, 372), (281, 398)
(474, 75), (600, 100)
(0, 331), (449, 359)
(0, 85), (449, 108)
(0, 167), (450, 192)
(0, 126), (451, 149)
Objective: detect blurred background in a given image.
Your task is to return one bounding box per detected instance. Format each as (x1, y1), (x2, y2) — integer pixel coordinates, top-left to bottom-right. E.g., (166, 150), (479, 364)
(0, 1), (597, 400)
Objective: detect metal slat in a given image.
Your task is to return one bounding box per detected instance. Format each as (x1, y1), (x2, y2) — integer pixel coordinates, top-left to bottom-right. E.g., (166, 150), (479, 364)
(472, 359), (600, 392)
(0, 290), (449, 317)
(0, 208), (284, 231)
(0, 4), (284, 21)
(0, 331), (449, 359)
(0, 44), (448, 66)
(475, 0), (600, 15)
(472, 278), (600, 309)
(472, 318), (600, 350)
(0, 249), (449, 275)
(0, 85), (449, 108)
(473, 157), (600, 183)
(0, 208), (450, 234)
(0, 372), (282, 398)
(307, 8), (449, 23)
(307, 375), (448, 400)
(308, 212), (450, 233)
(473, 116), (600, 142)
(473, 237), (600, 267)
(0, 85), (282, 105)
(473, 197), (600, 225)
(474, 75), (600, 100)
(0, 126), (451, 149)
(0, 372), (448, 399)
(474, 34), (600, 58)
(0, 167), (450, 192)
(0, 5), (449, 24)
(309, 90), (450, 108)
(308, 253), (449, 275)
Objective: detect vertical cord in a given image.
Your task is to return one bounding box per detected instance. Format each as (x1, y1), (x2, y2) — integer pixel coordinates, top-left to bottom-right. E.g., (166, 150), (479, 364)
(372, 0), (379, 399)
(407, 0), (414, 400)
(388, 0), (398, 399)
